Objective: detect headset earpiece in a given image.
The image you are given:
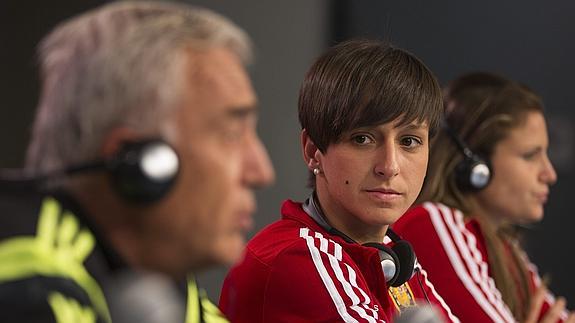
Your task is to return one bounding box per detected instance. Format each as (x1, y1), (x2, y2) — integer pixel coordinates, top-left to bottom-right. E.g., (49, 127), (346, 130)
(363, 237), (416, 287)
(0, 139), (179, 204)
(362, 242), (401, 286)
(443, 123), (492, 191)
(454, 153), (491, 192)
(107, 139), (179, 204)
(389, 240), (417, 287)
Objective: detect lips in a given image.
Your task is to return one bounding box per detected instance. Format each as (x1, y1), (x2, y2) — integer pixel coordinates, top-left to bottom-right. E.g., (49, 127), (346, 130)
(236, 194), (256, 231)
(236, 207), (255, 231)
(366, 188), (401, 194)
(364, 188), (403, 203)
(534, 192), (548, 204)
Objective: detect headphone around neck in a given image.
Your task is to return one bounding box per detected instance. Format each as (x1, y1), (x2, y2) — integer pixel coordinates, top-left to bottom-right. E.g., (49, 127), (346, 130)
(442, 123), (492, 192)
(3, 139), (180, 204)
(303, 193), (416, 288)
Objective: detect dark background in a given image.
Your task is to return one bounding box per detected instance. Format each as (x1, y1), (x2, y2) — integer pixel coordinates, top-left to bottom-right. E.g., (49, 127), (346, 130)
(0, 0), (106, 167)
(1, 0), (572, 302)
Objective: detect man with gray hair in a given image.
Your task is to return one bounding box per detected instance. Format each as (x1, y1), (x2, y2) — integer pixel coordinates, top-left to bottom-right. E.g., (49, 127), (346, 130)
(0, 1), (274, 322)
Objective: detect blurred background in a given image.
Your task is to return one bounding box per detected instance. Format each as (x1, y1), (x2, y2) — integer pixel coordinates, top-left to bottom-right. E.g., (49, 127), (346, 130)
(1, 0), (573, 303)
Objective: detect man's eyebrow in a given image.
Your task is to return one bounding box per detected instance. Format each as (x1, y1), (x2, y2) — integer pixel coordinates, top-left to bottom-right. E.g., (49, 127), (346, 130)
(226, 105), (258, 119)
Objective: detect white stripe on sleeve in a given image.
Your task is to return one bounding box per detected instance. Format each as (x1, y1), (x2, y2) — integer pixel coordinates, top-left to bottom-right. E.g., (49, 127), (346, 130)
(327, 249), (378, 322)
(345, 263), (379, 320)
(415, 263), (461, 323)
(437, 204), (515, 323)
(301, 228), (382, 322)
(300, 228), (359, 323)
(423, 202), (513, 323)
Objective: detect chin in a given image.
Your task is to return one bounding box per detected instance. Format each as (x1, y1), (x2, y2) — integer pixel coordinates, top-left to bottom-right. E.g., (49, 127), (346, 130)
(213, 235), (247, 266)
(372, 209), (404, 225)
(531, 211), (545, 223)
(523, 208), (544, 224)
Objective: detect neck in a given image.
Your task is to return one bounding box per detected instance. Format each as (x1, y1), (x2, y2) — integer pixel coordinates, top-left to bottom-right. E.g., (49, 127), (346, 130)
(314, 189), (388, 244)
(70, 176), (201, 280)
(467, 195), (512, 231)
(66, 176), (151, 270)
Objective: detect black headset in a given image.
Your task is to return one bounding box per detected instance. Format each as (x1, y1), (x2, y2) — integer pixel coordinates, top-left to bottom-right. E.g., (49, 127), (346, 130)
(442, 123), (492, 192)
(101, 139), (180, 204)
(303, 193), (416, 288)
(2, 139), (180, 204)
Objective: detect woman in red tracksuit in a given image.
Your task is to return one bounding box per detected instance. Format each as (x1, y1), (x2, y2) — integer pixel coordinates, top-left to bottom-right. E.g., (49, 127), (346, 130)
(394, 72), (574, 323)
(219, 39), (460, 322)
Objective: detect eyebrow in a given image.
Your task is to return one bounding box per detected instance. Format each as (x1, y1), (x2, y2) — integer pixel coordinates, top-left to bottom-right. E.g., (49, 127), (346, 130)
(527, 146), (544, 153)
(227, 105), (258, 119)
(396, 122), (428, 131)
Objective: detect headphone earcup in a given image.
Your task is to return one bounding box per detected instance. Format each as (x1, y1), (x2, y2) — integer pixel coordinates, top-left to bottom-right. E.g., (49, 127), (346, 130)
(362, 242), (401, 287)
(390, 240), (416, 287)
(455, 155), (491, 192)
(363, 240), (417, 288)
(108, 140), (179, 204)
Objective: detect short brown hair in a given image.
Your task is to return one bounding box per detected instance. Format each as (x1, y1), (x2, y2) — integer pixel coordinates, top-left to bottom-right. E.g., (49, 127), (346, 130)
(298, 39), (442, 153)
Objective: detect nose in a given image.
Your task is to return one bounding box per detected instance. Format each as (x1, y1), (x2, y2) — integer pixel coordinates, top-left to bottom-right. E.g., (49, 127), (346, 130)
(540, 153), (557, 185)
(374, 140), (400, 179)
(243, 134), (275, 189)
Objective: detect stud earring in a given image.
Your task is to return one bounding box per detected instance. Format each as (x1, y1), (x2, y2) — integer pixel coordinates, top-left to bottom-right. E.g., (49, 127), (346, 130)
(313, 168), (321, 176)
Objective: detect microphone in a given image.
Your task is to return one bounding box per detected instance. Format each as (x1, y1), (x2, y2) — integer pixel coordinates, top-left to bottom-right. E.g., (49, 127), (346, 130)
(103, 270), (186, 323)
(393, 305), (445, 323)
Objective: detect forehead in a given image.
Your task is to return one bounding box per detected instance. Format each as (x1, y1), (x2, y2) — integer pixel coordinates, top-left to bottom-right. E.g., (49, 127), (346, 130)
(187, 47), (256, 110)
(498, 112), (547, 148)
(355, 118), (429, 132)
(165, 47), (257, 141)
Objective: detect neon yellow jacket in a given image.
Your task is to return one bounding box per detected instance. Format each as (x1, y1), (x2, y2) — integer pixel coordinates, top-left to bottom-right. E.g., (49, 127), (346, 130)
(0, 186), (226, 323)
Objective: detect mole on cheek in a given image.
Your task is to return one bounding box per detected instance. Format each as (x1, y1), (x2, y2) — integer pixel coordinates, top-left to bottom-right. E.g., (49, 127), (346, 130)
(345, 180), (349, 185)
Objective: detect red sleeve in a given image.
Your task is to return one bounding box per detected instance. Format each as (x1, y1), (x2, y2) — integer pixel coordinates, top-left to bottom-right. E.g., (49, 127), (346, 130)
(522, 252), (570, 322)
(219, 247), (270, 322)
(404, 264), (461, 323)
(393, 203), (516, 323)
(269, 227), (392, 322)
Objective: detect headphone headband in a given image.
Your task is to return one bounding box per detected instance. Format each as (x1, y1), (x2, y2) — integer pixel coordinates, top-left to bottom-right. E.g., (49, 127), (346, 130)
(442, 121), (492, 191)
(442, 122), (475, 160)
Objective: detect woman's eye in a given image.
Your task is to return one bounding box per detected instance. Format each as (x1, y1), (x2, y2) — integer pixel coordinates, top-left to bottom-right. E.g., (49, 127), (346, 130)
(353, 135), (373, 145)
(400, 136), (422, 148)
(522, 150), (539, 160)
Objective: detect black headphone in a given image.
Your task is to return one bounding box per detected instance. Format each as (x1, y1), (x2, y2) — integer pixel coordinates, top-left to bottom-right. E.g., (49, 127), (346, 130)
(2, 139), (180, 204)
(303, 193), (416, 288)
(100, 139), (180, 204)
(443, 123), (492, 192)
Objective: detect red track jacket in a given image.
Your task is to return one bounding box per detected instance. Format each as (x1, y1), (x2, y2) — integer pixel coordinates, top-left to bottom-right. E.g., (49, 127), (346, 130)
(220, 200), (460, 322)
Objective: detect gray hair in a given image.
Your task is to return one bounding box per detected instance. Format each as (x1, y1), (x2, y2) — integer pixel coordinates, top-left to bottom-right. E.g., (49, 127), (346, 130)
(26, 0), (253, 174)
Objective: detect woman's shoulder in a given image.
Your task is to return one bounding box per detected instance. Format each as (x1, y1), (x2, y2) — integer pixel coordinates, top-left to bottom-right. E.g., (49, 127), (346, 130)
(394, 202), (477, 246)
(399, 202), (477, 225)
(396, 202), (458, 228)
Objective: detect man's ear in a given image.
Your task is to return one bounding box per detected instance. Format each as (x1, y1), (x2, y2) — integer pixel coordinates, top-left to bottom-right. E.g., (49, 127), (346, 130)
(301, 129), (322, 170)
(99, 127), (141, 159)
